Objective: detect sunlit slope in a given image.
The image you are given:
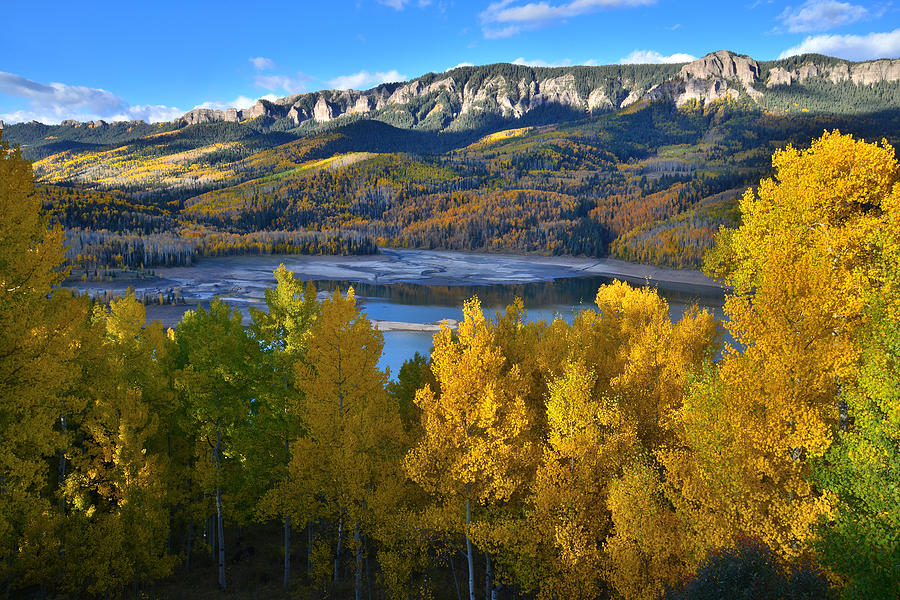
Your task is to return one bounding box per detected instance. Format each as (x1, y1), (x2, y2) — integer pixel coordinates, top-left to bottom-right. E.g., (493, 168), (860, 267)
(35, 142), (242, 190)
(31, 122), (309, 194)
(182, 151), (464, 232)
(182, 152), (378, 218)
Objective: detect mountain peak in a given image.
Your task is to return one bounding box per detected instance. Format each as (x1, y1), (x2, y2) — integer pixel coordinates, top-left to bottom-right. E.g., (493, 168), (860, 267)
(680, 50), (760, 86)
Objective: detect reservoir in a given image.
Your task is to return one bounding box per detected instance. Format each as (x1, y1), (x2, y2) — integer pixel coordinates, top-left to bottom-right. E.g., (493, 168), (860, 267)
(63, 249), (727, 377)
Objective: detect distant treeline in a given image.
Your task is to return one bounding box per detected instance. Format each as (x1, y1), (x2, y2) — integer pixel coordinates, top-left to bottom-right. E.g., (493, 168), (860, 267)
(65, 228), (377, 269)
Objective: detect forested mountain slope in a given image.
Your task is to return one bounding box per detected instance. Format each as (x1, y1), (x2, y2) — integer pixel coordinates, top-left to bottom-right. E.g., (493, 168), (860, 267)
(4, 50), (900, 269)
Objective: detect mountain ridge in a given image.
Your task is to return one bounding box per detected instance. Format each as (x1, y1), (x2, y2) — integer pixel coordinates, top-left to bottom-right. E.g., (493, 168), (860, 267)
(178, 49), (900, 128)
(5, 49), (900, 272)
(5, 50), (899, 137)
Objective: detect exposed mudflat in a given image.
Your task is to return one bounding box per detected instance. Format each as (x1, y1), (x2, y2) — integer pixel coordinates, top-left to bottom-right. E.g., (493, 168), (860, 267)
(62, 250), (728, 374)
(147, 249), (723, 291)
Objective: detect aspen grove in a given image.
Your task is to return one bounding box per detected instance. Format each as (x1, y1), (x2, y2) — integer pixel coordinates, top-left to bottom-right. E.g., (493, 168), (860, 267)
(1, 130), (897, 599)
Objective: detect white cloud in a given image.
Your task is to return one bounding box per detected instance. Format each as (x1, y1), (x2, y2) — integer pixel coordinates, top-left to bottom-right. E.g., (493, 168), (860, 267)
(0, 103), (185, 125)
(480, 0), (656, 38)
(446, 62), (475, 71)
(327, 70), (408, 90)
(619, 49), (696, 64)
(512, 57), (573, 67)
(0, 109), (53, 124)
(254, 73), (310, 94)
(0, 71), (184, 124)
(778, 0), (869, 34)
(378, 0), (431, 8)
(116, 104), (184, 122)
(193, 94), (279, 112)
(779, 28), (900, 60)
(249, 56), (275, 71)
(0, 71), (125, 115)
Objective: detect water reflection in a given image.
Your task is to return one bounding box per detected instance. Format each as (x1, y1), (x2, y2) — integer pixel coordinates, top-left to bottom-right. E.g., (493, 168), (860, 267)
(317, 275), (723, 318)
(314, 275), (726, 377)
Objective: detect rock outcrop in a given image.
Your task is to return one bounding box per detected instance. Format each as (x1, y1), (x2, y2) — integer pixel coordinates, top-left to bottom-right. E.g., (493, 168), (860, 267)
(766, 57), (900, 88)
(171, 50), (900, 131)
(851, 59), (900, 84)
(587, 89), (614, 111)
(680, 50), (760, 87)
(676, 50), (762, 102)
(182, 108), (224, 125)
(313, 97), (334, 122)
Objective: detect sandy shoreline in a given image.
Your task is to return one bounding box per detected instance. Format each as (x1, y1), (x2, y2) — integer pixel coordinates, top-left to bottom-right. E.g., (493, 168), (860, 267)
(67, 250), (727, 331)
(371, 319), (458, 332)
(139, 302), (461, 333)
(67, 249), (724, 292)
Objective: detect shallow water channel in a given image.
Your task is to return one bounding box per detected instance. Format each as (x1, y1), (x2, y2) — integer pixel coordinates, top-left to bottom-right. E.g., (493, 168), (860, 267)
(64, 249), (727, 377)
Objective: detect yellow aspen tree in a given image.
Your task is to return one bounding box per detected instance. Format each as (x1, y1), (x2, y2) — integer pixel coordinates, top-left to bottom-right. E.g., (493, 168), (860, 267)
(290, 288), (404, 600)
(604, 461), (685, 600)
(655, 367), (741, 565)
(405, 297), (532, 600)
(552, 283), (718, 600)
(175, 299), (260, 590)
(480, 299), (553, 598)
(490, 297), (551, 439)
(0, 133), (83, 593)
(529, 362), (636, 600)
(596, 282), (687, 449)
(249, 265), (319, 589)
(59, 292), (178, 595)
(698, 131), (900, 558)
(813, 178), (900, 596)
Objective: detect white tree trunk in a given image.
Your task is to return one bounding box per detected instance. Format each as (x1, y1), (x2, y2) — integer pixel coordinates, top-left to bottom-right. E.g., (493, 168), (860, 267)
(214, 427), (226, 590)
(334, 515), (343, 583)
(283, 437), (291, 588)
(466, 498), (475, 600)
(354, 522), (363, 600)
(485, 552), (492, 600)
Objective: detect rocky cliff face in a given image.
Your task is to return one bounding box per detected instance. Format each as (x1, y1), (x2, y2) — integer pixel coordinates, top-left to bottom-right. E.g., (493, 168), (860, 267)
(171, 50), (900, 130)
(682, 50), (760, 86)
(766, 58), (900, 87)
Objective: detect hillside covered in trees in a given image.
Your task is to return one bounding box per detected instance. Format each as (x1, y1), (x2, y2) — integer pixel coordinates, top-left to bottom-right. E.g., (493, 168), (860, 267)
(3, 51), (900, 271)
(4, 99), (899, 272)
(2, 126), (899, 599)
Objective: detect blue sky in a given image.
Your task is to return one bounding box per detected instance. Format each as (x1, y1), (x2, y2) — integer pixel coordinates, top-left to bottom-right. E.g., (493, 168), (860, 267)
(2, 0), (898, 124)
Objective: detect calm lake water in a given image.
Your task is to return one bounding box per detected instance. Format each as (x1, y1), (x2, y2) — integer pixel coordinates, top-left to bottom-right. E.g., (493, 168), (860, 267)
(64, 250), (727, 378)
(320, 277), (726, 377)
